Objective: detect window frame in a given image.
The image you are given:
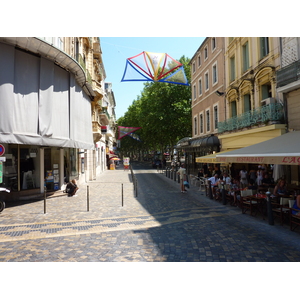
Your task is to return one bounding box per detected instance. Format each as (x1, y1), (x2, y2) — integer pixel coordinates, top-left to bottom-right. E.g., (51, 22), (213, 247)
(260, 37), (269, 59)
(230, 55), (235, 82)
(242, 41), (250, 72)
(213, 105), (218, 130)
(204, 46), (208, 60)
(198, 55), (201, 67)
(212, 62), (218, 86)
(200, 113), (203, 134)
(206, 109), (210, 132)
(198, 78), (202, 96)
(205, 71), (209, 91)
(212, 38), (216, 52)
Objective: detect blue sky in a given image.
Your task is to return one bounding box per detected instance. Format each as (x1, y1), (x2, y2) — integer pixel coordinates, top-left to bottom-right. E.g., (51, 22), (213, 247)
(100, 37), (205, 119)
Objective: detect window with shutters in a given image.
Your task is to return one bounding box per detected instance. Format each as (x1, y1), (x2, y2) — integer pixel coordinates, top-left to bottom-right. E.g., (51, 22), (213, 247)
(260, 37), (269, 58)
(244, 94), (251, 112)
(242, 41), (250, 72)
(230, 55), (235, 82)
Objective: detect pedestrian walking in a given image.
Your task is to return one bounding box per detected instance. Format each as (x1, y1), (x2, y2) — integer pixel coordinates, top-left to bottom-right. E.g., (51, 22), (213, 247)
(177, 163), (187, 193)
(256, 165), (264, 186)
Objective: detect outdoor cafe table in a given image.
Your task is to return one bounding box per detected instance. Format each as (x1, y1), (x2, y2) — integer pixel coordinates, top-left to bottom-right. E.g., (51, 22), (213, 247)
(242, 194), (268, 219)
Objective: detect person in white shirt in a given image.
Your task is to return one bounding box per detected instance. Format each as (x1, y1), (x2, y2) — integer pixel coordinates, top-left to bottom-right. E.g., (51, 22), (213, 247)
(177, 163), (187, 193)
(208, 174), (220, 198)
(221, 172), (232, 185)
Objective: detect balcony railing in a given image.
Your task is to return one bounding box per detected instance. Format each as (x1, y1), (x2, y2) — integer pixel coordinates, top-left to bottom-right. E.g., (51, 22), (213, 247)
(77, 54), (92, 85)
(276, 59), (300, 88)
(218, 103), (285, 134)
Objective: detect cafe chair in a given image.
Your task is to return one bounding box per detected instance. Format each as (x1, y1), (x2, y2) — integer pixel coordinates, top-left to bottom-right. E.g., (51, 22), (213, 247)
(272, 197), (290, 226)
(289, 200), (300, 231)
(204, 179), (210, 197)
(198, 177), (206, 192)
(241, 190), (259, 216)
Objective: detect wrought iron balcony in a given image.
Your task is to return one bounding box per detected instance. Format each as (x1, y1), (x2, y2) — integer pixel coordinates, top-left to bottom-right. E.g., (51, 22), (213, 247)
(77, 54), (92, 85)
(276, 59), (300, 88)
(218, 103), (285, 134)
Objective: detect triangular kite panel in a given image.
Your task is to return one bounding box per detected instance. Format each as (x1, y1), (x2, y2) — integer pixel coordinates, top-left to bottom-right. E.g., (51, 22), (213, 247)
(121, 60), (153, 82)
(118, 126), (141, 140)
(121, 51), (188, 85)
(159, 66), (189, 86)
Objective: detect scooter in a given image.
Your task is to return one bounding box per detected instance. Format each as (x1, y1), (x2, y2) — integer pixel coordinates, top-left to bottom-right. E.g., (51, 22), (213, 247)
(0, 187), (10, 212)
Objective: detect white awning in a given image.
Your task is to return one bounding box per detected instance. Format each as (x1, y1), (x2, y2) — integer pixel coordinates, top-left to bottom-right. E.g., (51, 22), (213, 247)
(216, 131), (300, 165)
(196, 150), (237, 163)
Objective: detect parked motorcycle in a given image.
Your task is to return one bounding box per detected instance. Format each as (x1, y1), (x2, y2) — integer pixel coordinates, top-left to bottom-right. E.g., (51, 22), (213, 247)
(0, 187), (10, 212)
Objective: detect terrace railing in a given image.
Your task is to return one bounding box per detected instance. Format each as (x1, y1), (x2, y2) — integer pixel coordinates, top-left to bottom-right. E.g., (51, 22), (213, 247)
(218, 103), (284, 134)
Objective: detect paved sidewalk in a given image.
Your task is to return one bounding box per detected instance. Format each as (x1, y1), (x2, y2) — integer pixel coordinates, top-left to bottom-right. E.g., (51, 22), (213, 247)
(0, 165), (141, 225)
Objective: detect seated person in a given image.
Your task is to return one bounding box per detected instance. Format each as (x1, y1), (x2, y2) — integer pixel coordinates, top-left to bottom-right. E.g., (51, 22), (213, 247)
(292, 194), (300, 216)
(230, 179), (241, 206)
(197, 168), (204, 179)
(66, 179), (79, 197)
(220, 172), (231, 185)
(208, 174), (220, 198)
(247, 179), (257, 190)
(273, 179), (289, 197)
(261, 174), (274, 186)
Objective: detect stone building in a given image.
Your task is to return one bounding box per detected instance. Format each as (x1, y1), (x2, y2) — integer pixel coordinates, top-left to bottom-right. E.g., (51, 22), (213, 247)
(0, 37), (117, 199)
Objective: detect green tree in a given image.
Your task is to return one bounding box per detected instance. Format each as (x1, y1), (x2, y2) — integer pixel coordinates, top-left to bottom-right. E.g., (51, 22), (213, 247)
(117, 56), (192, 159)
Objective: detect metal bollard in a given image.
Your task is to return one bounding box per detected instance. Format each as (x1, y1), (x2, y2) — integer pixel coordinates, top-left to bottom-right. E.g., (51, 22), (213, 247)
(266, 191), (274, 225)
(208, 180), (213, 199)
(122, 183), (124, 206)
(44, 187), (47, 214)
(222, 182), (227, 205)
(135, 178), (138, 197)
(87, 185), (89, 212)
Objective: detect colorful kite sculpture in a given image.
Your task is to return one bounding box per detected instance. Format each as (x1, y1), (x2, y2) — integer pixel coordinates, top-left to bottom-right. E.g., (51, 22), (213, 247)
(121, 51), (189, 86)
(118, 126), (141, 140)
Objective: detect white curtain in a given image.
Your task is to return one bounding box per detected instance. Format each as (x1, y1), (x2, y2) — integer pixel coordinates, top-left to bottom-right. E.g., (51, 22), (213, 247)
(273, 164), (284, 182)
(0, 43), (94, 150)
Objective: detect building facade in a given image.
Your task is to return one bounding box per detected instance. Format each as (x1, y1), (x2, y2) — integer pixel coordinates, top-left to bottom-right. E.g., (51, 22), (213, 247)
(276, 37), (300, 185)
(218, 37), (286, 154)
(0, 37), (116, 199)
(177, 37), (225, 174)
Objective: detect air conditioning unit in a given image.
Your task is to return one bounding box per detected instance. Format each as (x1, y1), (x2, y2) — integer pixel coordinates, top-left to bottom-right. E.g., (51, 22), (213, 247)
(261, 97), (276, 106)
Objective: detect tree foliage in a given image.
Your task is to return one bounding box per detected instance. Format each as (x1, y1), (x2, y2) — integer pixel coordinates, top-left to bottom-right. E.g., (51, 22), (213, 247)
(117, 56), (192, 157)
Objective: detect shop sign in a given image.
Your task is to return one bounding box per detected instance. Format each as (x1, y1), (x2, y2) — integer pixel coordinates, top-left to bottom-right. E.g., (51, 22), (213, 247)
(0, 144), (5, 156)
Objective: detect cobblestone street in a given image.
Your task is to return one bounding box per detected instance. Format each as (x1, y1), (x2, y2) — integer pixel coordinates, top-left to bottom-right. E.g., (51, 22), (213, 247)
(1, 162), (298, 299)
(1, 162), (300, 262)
